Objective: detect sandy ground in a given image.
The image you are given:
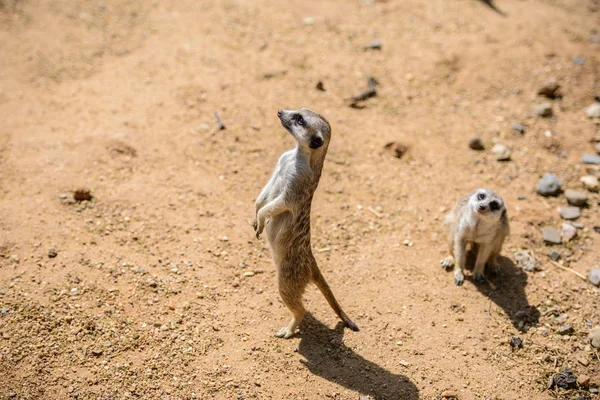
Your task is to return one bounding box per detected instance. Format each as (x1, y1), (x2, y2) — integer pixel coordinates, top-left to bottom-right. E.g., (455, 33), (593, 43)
(1, 0), (600, 399)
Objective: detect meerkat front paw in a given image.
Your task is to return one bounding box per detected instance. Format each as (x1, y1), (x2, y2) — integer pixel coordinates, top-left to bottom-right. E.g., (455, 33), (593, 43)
(473, 272), (485, 284)
(440, 256), (455, 269)
(454, 270), (465, 286)
(275, 327), (295, 339)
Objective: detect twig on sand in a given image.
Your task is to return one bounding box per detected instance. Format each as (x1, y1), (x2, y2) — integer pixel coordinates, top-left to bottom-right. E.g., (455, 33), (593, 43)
(548, 260), (586, 281)
(214, 112), (226, 131)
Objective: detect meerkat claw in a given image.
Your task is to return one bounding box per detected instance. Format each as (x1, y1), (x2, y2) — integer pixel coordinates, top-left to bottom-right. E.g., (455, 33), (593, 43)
(473, 274), (485, 284)
(275, 327), (295, 339)
(440, 256), (455, 269)
(454, 270), (465, 286)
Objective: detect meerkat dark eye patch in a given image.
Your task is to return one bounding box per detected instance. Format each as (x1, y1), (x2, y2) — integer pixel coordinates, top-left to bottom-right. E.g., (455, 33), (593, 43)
(477, 193), (486, 200)
(489, 201), (499, 211)
(294, 114), (306, 127)
(309, 136), (324, 149)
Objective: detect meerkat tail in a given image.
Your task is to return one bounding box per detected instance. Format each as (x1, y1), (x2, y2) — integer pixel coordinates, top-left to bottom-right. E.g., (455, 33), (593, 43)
(312, 269), (359, 331)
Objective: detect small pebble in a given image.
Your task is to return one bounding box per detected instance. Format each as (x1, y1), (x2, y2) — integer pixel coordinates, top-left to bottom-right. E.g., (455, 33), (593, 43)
(537, 81), (560, 98)
(512, 123), (525, 134)
(572, 56), (586, 65)
(564, 189), (588, 206)
(586, 102), (600, 118)
(537, 173), (562, 196)
(559, 206), (581, 220)
(441, 390), (458, 399)
(558, 324), (574, 335)
(534, 103), (553, 117)
(548, 250), (560, 261)
(561, 223), (577, 243)
(580, 175), (599, 192)
(577, 374), (590, 386)
(514, 250), (536, 272)
(468, 136), (484, 150)
(48, 249), (58, 258)
(588, 326), (600, 348)
(364, 39), (382, 51)
(303, 17), (314, 25)
(582, 153), (600, 164)
(509, 336), (523, 349)
(588, 268), (600, 287)
(542, 227), (561, 244)
(73, 189), (92, 202)
(491, 144), (511, 161)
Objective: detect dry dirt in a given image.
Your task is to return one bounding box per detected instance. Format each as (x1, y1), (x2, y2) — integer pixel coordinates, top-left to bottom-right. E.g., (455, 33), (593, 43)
(1, 0), (600, 399)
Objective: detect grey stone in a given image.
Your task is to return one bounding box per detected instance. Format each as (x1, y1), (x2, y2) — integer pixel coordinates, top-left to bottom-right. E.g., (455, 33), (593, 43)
(589, 326), (600, 349)
(589, 268), (600, 287)
(468, 136), (484, 150)
(586, 102), (600, 118)
(537, 81), (560, 98)
(514, 250), (537, 272)
(536, 173), (562, 196)
(535, 103), (553, 117)
(559, 206), (580, 220)
(0, 307), (8, 314)
(561, 223), (577, 243)
(564, 189), (588, 206)
(581, 175), (599, 192)
(491, 144), (511, 161)
(572, 56), (586, 65)
(582, 153), (600, 165)
(558, 324), (574, 335)
(548, 250), (560, 261)
(364, 39), (382, 51)
(48, 249), (57, 258)
(512, 123), (525, 133)
(542, 227), (561, 244)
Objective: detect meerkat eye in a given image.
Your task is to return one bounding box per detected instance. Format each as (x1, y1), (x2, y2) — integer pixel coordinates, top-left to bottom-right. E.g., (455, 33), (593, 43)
(295, 115), (306, 127)
(489, 201), (499, 211)
(477, 193), (486, 200)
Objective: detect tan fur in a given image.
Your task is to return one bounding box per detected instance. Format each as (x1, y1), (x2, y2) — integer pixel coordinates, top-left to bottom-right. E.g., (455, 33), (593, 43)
(253, 108), (358, 338)
(441, 188), (510, 285)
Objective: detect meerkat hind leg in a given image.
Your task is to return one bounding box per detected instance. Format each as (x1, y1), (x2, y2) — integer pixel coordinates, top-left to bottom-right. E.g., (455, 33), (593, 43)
(473, 244), (493, 284)
(275, 282), (306, 339)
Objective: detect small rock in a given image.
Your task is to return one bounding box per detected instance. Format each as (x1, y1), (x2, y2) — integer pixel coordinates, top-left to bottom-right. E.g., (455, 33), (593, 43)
(534, 103), (553, 117)
(514, 250), (537, 272)
(582, 153), (600, 165)
(468, 136), (484, 150)
(591, 388), (600, 395)
(73, 189), (92, 202)
(577, 374), (590, 387)
(512, 123), (525, 134)
(491, 144), (511, 161)
(537, 173), (562, 196)
(48, 249), (58, 258)
(559, 206), (581, 220)
(561, 223), (577, 243)
(577, 357), (590, 367)
(303, 17), (314, 25)
(548, 250), (560, 261)
(7, 393), (16, 399)
(542, 227), (561, 244)
(509, 336), (523, 349)
(384, 142), (409, 159)
(537, 81), (560, 98)
(589, 268), (600, 287)
(441, 391), (458, 399)
(315, 81), (325, 91)
(364, 39), (382, 51)
(558, 324), (574, 335)
(91, 349), (104, 356)
(564, 189), (588, 206)
(0, 307), (8, 314)
(586, 102), (600, 118)
(553, 369), (577, 389)
(399, 360), (409, 367)
(572, 56), (586, 65)
(243, 271), (255, 277)
(581, 175), (599, 192)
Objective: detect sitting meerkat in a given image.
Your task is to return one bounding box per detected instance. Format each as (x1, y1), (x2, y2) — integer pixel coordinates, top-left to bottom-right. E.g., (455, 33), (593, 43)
(253, 108), (358, 338)
(441, 188), (509, 286)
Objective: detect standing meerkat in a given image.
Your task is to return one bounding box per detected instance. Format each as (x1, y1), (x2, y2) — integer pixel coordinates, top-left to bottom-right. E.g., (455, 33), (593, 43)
(253, 108), (359, 338)
(441, 188), (509, 286)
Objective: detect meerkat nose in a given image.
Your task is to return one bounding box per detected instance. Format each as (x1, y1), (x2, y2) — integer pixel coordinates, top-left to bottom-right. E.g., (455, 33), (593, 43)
(478, 204), (486, 212)
(277, 110), (283, 117)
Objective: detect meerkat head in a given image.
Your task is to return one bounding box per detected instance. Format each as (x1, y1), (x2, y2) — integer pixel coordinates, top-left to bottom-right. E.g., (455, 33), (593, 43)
(469, 188), (506, 221)
(277, 108), (331, 151)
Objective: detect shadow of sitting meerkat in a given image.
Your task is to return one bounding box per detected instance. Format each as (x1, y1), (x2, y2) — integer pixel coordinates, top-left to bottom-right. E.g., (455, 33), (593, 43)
(297, 314), (419, 400)
(467, 255), (540, 331)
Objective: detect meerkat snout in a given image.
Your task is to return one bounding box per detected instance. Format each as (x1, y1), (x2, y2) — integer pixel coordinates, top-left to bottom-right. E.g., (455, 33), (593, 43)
(277, 108), (331, 151)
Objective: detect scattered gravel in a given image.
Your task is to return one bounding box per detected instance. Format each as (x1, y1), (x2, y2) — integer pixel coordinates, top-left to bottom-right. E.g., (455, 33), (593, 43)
(560, 223), (577, 243)
(534, 103), (553, 117)
(588, 268), (600, 287)
(468, 136), (484, 150)
(580, 175), (599, 192)
(559, 206), (581, 220)
(536, 173), (562, 196)
(542, 228), (561, 244)
(582, 153), (600, 164)
(564, 189), (588, 206)
(514, 250), (537, 272)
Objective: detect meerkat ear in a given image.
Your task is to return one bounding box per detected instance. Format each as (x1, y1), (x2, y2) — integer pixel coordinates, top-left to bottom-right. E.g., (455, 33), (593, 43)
(309, 134), (324, 149)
